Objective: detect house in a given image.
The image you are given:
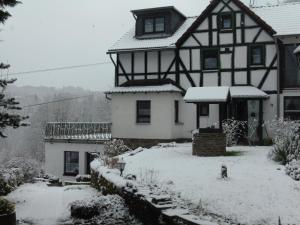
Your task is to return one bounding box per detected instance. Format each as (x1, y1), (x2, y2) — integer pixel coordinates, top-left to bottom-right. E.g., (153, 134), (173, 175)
(44, 122), (111, 178)
(105, 0), (300, 146)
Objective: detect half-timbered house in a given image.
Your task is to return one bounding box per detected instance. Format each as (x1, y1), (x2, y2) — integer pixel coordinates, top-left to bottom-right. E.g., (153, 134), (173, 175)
(106, 0), (300, 145)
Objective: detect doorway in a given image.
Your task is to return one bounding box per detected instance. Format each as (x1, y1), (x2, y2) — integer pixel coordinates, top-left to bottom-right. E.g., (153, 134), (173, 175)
(231, 99), (262, 144)
(86, 152), (97, 174)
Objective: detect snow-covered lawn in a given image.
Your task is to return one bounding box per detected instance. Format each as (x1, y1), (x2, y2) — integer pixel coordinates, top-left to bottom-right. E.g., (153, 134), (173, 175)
(122, 144), (300, 225)
(6, 182), (100, 225)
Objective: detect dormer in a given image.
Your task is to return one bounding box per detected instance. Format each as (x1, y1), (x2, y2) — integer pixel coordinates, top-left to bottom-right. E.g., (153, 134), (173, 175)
(131, 6), (186, 39)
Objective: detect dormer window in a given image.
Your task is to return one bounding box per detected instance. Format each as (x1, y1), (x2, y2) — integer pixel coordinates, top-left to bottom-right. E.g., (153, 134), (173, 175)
(220, 13), (233, 30)
(144, 17), (165, 34)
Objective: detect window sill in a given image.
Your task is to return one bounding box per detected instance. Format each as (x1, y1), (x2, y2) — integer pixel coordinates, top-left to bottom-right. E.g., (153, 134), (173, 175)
(136, 123), (151, 125)
(203, 69), (218, 72)
(175, 122), (184, 126)
(220, 29), (233, 33)
(249, 64), (264, 67)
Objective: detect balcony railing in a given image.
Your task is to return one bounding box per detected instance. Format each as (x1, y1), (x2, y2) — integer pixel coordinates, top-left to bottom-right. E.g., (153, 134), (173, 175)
(45, 122), (112, 141)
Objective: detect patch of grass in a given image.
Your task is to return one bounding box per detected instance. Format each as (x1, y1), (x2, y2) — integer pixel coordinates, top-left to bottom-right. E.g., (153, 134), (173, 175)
(224, 151), (244, 157)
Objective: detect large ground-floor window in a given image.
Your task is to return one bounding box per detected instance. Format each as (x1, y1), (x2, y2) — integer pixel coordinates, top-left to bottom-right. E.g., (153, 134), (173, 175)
(64, 151), (79, 176)
(284, 96), (300, 120)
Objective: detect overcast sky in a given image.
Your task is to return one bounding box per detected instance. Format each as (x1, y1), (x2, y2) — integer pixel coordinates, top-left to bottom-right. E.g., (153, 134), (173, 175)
(0, 0), (279, 91)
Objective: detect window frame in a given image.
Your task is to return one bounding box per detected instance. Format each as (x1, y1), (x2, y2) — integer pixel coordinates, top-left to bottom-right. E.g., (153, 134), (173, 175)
(199, 104), (210, 117)
(174, 100), (179, 123)
(143, 17), (165, 34)
(249, 45), (265, 66)
(64, 151), (79, 176)
(284, 96), (300, 120)
(219, 12), (233, 31)
(202, 48), (219, 71)
(136, 100), (151, 124)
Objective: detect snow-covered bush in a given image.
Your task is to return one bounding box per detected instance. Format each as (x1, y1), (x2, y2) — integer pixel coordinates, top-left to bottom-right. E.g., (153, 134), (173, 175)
(0, 168), (24, 196)
(98, 139), (130, 162)
(285, 160), (300, 181)
(222, 119), (247, 146)
(4, 157), (40, 182)
(265, 118), (300, 165)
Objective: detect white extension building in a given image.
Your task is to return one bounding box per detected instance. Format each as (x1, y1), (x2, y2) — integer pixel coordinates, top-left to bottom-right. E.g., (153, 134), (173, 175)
(44, 122), (111, 178)
(106, 0), (300, 145)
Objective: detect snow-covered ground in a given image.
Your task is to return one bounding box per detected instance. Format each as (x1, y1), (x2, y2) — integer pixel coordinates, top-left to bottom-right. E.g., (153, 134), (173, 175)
(121, 144), (300, 225)
(6, 182), (100, 225)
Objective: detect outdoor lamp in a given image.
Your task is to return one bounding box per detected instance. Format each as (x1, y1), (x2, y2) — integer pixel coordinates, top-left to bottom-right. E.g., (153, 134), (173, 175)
(294, 46), (300, 67)
(117, 158), (126, 176)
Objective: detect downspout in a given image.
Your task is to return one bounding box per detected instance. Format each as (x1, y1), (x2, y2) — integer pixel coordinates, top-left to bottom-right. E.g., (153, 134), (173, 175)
(275, 37), (281, 118)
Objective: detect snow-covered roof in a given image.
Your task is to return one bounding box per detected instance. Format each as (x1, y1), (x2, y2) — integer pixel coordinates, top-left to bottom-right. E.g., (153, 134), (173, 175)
(108, 17), (197, 52)
(252, 3), (300, 36)
(106, 84), (183, 94)
(230, 86), (269, 99)
(294, 45), (300, 55)
(184, 87), (230, 103)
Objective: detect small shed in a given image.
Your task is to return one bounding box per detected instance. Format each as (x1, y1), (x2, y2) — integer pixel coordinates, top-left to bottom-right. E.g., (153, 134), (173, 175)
(44, 122), (111, 178)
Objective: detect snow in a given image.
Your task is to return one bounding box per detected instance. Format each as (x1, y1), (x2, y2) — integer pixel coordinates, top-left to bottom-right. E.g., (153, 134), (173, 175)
(229, 86), (269, 99)
(184, 86), (230, 103)
(294, 45), (300, 54)
(253, 2), (300, 36)
(6, 182), (100, 225)
(105, 84), (183, 94)
(108, 17), (197, 52)
(120, 143), (300, 225)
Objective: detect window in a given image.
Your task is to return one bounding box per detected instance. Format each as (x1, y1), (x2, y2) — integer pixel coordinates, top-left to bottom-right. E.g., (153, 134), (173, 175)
(199, 104), (209, 116)
(283, 45), (300, 88)
(284, 97), (300, 120)
(220, 13), (233, 30)
(64, 151), (79, 176)
(202, 49), (219, 70)
(137, 100), (151, 123)
(250, 45), (265, 66)
(175, 100), (179, 123)
(144, 17), (165, 34)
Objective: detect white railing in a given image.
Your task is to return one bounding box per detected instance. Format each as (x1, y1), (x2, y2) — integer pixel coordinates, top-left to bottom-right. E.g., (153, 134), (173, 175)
(45, 122), (112, 141)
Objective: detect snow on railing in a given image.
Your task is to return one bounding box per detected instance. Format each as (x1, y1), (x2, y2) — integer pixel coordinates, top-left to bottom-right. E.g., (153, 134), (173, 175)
(44, 122), (112, 141)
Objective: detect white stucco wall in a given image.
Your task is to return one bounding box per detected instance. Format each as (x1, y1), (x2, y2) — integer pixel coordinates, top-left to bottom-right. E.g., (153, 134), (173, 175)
(111, 92), (185, 140)
(45, 142), (104, 179)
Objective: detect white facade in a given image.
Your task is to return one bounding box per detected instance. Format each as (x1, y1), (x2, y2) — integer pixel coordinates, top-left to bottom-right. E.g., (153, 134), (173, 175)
(45, 142), (104, 179)
(107, 0), (300, 143)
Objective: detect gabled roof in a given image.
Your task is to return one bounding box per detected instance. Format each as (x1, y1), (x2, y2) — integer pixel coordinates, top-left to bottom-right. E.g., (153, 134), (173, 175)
(108, 1), (300, 53)
(131, 6), (186, 19)
(252, 3), (300, 37)
(176, 0), (276, 46)
(108, 17), (197, 53)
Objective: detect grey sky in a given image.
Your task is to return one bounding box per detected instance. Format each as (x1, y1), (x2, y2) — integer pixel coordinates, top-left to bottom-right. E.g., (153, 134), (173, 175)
(1, 0), (279, 91)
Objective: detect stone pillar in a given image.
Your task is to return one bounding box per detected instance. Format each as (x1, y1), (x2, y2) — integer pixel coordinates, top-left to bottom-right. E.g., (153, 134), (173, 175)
(193, 132), (226, 156)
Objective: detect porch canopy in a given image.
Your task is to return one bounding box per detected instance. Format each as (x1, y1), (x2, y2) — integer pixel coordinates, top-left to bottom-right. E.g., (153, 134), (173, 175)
(184, 86), (230, 103)
(184, 86), (268, 103)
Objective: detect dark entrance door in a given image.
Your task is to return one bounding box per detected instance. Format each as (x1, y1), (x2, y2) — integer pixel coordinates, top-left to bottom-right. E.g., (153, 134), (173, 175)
(231, 99), (262, 144)
(86, 152), (97, 174)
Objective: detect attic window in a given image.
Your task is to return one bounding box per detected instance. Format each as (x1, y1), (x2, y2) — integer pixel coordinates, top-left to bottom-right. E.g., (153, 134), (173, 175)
(220, 13), (233, 30)
(144, 17), (165, 34)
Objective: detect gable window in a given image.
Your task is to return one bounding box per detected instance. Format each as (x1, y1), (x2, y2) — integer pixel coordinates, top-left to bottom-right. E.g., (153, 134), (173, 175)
(137, 100), (151, 123)
(144, 17), (165, 34)
(199, 104), (209, 116)
(202, 49), (219, 70)
(220, 13), (233, 30)
(284, 97), (300, 120)
(174, 100), (179, 123)
(64, 151), (79, 176)
(250, 45), (265, 66)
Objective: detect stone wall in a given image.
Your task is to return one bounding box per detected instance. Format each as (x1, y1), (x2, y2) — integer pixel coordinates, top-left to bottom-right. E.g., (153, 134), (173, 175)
(193, 132), (226, 156)
(121, 138), (191, 149)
